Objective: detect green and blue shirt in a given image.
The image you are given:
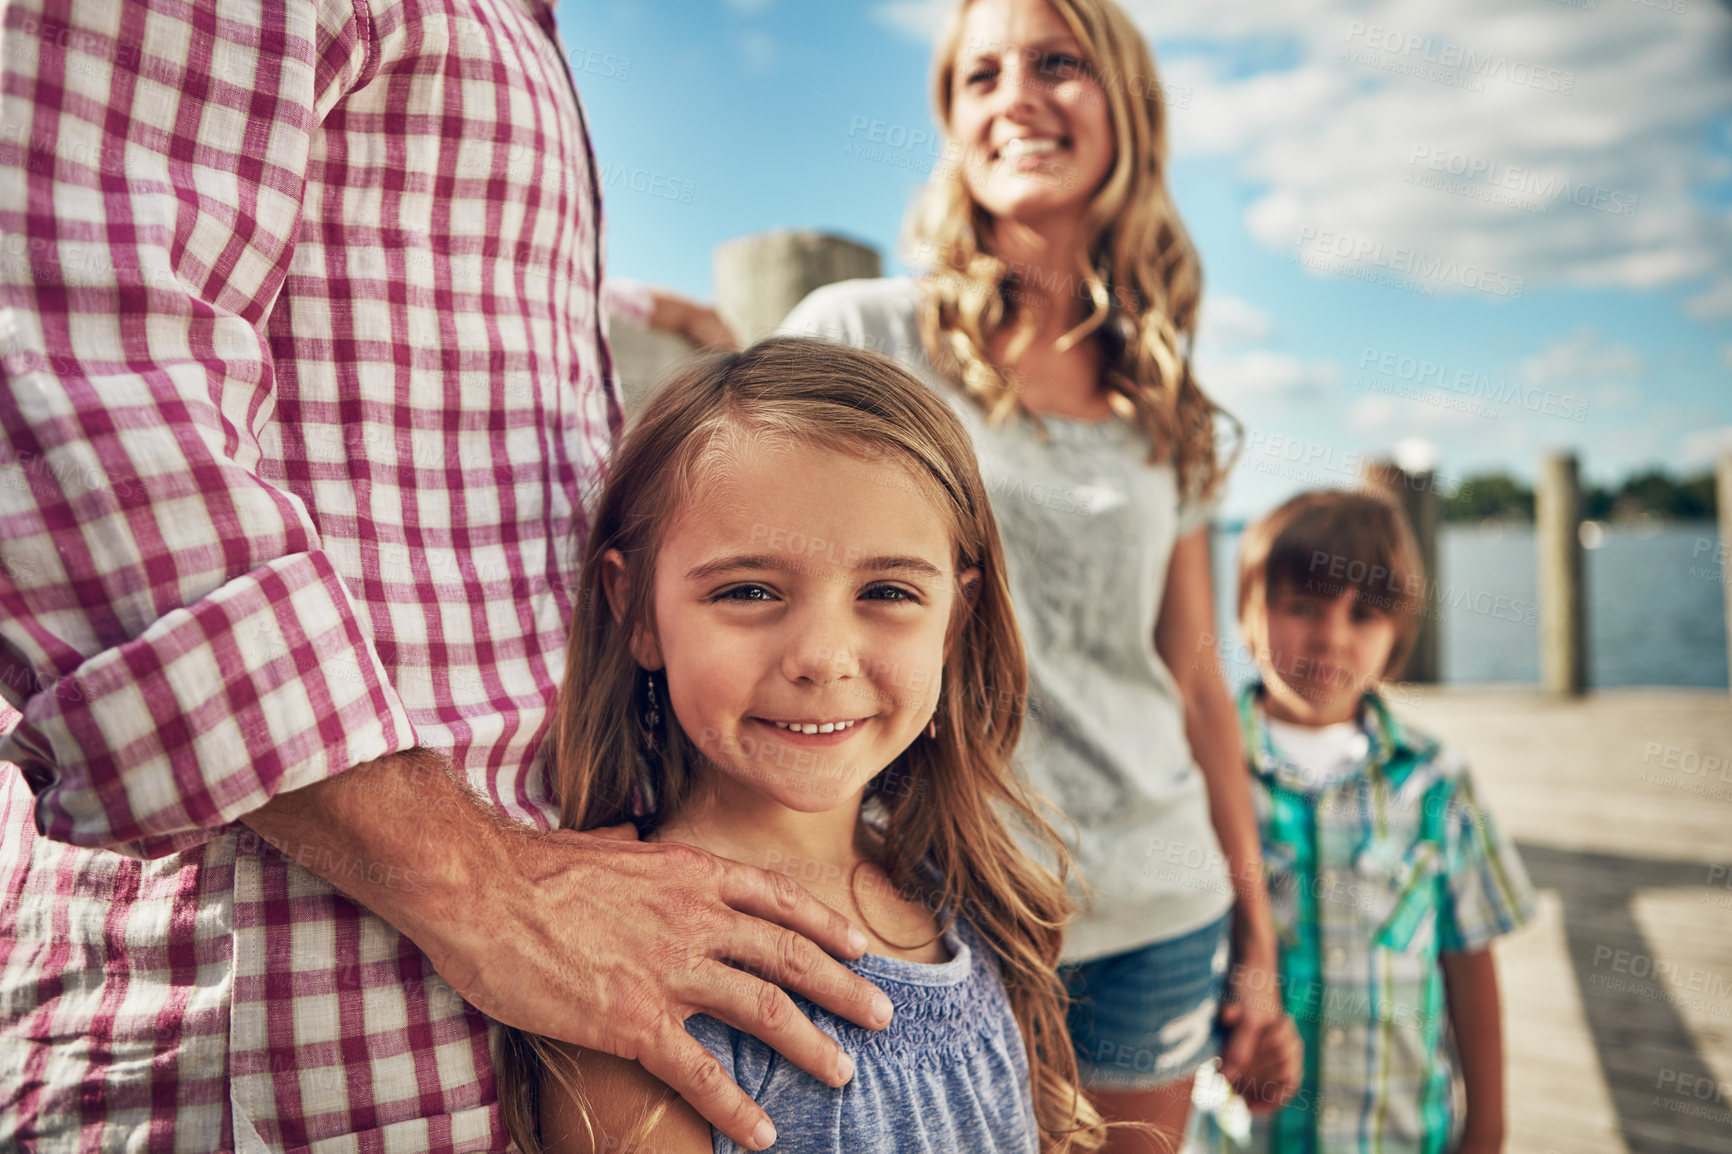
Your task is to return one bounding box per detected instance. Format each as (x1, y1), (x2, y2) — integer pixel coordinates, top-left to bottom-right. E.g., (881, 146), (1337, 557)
(1240, 685), (1536, 1154)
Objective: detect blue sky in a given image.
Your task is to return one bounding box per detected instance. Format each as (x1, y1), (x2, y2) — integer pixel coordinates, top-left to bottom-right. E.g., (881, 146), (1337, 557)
(561, 0), (1732, 520)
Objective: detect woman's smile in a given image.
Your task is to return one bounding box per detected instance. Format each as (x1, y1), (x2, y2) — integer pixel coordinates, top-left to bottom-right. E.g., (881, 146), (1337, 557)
(993, 133), (1069, 173)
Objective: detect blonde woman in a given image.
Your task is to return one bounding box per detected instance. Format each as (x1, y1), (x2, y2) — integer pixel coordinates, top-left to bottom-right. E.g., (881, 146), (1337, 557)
(781, 0), (1299, 1147)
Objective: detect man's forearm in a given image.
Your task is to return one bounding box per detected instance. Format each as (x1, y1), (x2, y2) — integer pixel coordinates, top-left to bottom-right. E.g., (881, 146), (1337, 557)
(237, 748), (507, 970)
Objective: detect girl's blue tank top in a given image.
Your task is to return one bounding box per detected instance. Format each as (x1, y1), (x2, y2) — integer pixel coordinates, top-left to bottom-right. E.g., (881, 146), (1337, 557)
(684, 915), (1039, 1152)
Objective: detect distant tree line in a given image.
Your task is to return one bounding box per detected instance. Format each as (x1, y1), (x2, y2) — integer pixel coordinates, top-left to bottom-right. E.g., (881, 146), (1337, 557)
(1442, 469), (1719, 522)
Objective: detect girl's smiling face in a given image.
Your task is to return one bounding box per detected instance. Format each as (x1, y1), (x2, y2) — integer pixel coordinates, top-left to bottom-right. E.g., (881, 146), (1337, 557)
(947, 0), (1115, 231)
(621, 437), (970, 816)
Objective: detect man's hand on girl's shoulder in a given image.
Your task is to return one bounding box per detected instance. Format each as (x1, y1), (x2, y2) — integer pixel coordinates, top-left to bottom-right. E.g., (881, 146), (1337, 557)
(463, 829), (890, 1149)
(242, 754), (890, 1152)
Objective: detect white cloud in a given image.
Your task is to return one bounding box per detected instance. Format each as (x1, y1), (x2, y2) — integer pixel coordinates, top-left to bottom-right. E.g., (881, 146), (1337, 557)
(1591, 381), (1642, 410)
(1680, 425), (1732, 469)
(1688, 276), (1732, 321)
(1190, 6), (1732, 303)
(1345, 391), (1486, 434)
(872, 0), (948, 43)
(1190, 296), (1333, 408)
(878, 0), (1732, 311)
(1722, 343), (1732, 371)
(1347, 395), (1398, 432)
(1518, 328), (1644, 386)
(1197, 294), (1275, 349)
(1198, 349), (1339, 406)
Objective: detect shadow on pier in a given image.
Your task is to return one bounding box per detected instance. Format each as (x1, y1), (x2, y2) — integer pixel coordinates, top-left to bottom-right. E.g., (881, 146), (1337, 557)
(1519, 842), (1731, 1154)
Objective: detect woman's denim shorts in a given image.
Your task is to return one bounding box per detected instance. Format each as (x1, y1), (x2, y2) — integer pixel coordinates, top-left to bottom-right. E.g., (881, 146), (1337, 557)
(1059, 911), (1232, 1092)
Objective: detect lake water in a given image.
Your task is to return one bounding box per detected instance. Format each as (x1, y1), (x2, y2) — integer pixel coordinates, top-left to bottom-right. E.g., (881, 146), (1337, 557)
(1208, 522), (1728, 689)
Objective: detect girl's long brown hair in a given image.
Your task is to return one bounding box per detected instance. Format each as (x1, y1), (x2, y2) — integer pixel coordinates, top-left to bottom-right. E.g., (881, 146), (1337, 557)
(496, 337), (1107, 1153)
(912, 0), (1237, 503)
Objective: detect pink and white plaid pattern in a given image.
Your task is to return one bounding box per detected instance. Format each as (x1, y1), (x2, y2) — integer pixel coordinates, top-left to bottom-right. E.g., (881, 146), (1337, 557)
(0, 0), (620, 1148)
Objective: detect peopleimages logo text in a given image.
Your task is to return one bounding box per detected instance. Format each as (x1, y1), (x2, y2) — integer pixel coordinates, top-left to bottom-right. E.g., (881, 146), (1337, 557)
(1408, 146), (1639, 218)
(1295, 229), (1526, 299)
(1358, 348), (1589, 422)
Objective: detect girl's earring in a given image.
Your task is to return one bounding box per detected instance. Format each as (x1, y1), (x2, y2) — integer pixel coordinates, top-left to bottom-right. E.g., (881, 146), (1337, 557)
(926, 696), (940, 740)
(643, 671), (662, 737)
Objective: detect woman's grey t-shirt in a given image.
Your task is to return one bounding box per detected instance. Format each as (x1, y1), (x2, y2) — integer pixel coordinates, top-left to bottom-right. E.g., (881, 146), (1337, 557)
(779, 278), (1234, 961)
(684, 917), (1038, 1153)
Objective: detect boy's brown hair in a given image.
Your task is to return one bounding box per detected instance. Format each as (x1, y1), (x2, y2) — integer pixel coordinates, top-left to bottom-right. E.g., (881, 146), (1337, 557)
(1236, 489), (1427, 679)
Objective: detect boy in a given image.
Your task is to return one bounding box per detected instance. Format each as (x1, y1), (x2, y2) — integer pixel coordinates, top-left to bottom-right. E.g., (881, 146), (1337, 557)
(1232, 490), (1536, 1154)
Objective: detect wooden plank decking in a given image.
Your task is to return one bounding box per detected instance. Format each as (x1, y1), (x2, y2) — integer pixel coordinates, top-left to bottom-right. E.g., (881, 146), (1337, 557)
(1392, 687), (1732, 1154)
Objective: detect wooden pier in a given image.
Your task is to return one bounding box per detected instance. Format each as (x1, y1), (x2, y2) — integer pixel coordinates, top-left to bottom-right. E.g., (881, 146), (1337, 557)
(1395, 686), (1732, 1154)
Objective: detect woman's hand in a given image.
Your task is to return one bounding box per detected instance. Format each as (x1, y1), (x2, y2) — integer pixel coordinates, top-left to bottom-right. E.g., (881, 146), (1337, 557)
(649, 290), (740, 350)
(1222, 1004), (1303, 1112)
(1215, 929), (1291, 1092)
(242, 751), (889, 1152)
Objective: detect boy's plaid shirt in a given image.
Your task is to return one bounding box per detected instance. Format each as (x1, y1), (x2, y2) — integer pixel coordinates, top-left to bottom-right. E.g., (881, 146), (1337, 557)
(0, 0), (620, 1148)
(1238, 686), (1537, 1154)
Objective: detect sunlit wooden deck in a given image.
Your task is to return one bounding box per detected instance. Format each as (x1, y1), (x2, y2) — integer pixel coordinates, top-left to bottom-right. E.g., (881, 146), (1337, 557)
(1395, 686), (1732, 1154)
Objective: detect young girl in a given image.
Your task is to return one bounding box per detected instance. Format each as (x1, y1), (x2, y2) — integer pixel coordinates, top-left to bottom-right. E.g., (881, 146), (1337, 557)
(496, 337), (1113, 1154)
(780, 0), (1295, 1147)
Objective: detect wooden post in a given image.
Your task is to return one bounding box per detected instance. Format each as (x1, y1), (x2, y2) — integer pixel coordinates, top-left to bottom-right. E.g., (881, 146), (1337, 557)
(711, 230), (881, 344)
(1537, 451), (1585, 696)
(1720, 454), (1732, 695)
(1360, 461), (1440, 683)
(607, 324), (697, 414)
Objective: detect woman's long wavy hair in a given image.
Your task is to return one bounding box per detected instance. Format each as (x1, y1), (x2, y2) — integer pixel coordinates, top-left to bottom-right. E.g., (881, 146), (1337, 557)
(496, 337), (1107, 1154)
(912, 0), (1237, 502)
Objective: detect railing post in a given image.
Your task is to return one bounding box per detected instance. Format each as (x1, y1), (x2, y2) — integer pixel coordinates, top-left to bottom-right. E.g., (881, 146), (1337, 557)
(711, 230), (881, 344)
(1719, 453), (1732, 694)
(1361, 460), (1440, 683)
(1537, 451), (1586, 696)
(608, 324), (698, 413)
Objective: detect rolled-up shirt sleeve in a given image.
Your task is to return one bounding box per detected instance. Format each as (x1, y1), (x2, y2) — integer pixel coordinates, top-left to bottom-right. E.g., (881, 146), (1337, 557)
(0, 0), (414, 856)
